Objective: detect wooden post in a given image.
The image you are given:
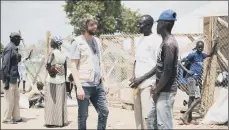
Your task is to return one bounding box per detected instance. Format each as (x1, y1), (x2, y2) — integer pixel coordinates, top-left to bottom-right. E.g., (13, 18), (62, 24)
(43, 31), (51, 83)
(206, 16), (218, 112)
(202, 17), (218, 114)
(201, 17), (212, 114)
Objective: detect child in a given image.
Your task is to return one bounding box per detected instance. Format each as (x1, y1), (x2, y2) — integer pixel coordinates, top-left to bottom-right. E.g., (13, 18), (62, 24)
(26, 81), (44, 108)
(18, 49), (33, 94)
(179, 39), (218, 124)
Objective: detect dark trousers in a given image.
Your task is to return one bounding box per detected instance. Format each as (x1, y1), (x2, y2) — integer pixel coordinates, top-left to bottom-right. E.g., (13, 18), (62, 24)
(77, 83), (109, 130)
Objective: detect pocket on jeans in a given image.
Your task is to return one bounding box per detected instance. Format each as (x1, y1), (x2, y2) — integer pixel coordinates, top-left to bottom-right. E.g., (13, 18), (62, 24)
(81, 87), (91, 99)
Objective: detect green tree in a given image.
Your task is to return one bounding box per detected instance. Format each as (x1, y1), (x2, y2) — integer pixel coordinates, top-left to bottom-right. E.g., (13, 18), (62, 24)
(63, 0), (142, 35)
(0, 42), (4, 54)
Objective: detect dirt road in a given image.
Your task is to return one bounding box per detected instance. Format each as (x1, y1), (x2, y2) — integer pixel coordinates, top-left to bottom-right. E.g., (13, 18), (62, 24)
(1, 89), (228, 129)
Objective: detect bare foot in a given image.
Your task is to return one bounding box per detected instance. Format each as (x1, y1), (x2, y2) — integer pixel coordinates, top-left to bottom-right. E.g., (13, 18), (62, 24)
(190, 121), (199, 125)
(180, 117), (189, 125)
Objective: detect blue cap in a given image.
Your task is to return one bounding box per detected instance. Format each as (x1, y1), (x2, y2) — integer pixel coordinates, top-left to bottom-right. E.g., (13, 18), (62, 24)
(158, 9), (177, 21)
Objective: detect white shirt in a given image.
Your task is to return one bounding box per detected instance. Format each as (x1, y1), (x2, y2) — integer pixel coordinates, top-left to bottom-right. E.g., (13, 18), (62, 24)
(18, 58), (27, 81)
(135, 34), (161, 89)
(46, 49), (67, 84)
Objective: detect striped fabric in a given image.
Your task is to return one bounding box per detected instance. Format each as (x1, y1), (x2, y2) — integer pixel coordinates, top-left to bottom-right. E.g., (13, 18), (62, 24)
(44, 83), (68, 126)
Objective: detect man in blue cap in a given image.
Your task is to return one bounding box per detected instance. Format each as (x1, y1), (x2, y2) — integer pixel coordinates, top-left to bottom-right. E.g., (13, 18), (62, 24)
(129, 10), (179, 129)
(2, 32), (23, 124)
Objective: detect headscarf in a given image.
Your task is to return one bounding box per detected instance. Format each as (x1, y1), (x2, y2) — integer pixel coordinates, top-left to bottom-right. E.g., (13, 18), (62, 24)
(50, 36), (63, 49)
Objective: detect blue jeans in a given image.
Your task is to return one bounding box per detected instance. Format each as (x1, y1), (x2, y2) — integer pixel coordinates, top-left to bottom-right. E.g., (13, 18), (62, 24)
(147, 92), (176, 129)
(77, 83), (109, 130)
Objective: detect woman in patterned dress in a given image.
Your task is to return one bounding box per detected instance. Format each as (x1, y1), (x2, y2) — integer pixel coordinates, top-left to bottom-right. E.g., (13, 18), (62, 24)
(44, 36), (68, 128)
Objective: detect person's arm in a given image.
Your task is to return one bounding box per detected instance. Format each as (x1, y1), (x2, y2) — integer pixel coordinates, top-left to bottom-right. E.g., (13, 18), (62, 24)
(179, 53), (194, 74)
(130, 66), (157, 88)
(46, 53), (54, 72)
(129, 44), (158, 88)
(2, 47), (12, 80)
(205, 40), (219, 58)
(136, 43), (159, 83)
(130, 61), (136, 81)
(69, 59), (81, 87)
(68, 40), (85, 100)
(25, 49), (33, 60)
(179, 61), (191, 74)
(153, 45), (176, 94)
(138, 66), (157, 82)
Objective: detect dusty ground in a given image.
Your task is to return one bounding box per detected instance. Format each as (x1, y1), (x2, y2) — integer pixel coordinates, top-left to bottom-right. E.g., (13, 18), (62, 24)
(1, 87), (228, 129)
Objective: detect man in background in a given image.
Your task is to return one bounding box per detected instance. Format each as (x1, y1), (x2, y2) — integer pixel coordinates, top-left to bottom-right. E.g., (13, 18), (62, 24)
(24, 81), (44, 108)
(2, 32), (23, 124)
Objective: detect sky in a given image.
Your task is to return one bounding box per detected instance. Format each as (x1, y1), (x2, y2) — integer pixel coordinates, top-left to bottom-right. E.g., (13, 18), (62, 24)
(0, 1), (221, 46)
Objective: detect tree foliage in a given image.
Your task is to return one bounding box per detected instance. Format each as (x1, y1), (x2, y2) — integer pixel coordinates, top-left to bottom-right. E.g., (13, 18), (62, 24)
(0, 42), (4, 54)
(63, 0), (142, 35)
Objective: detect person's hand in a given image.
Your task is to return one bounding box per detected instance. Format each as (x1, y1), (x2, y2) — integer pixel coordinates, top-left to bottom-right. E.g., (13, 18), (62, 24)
(129, 78), (142, 89)
(3, 76), (10, 90)
(77, 87), (85, 100)
(213, 36), (219, 44)
(48, 71), (56, 78)
(150, 85), (156, 96)
(150, 85), (158, 103)
(4, 84), (9, 90)
(68, 74), (74, 82)
(129, 77), (135, 83)
(188, 71), (194, 76)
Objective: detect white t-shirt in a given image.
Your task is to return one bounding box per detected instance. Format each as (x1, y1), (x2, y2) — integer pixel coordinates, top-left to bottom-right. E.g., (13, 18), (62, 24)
(18, 58), (27, 81)
(134, 34), (161, 89)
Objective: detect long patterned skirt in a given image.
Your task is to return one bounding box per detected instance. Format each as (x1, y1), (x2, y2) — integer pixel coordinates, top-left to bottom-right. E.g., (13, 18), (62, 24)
(44, 83), (68, 126)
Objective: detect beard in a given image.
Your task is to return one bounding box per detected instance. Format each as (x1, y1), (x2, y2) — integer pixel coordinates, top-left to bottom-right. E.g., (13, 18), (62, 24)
(88, 31), (95, 35)
(87, 29), (96, 36)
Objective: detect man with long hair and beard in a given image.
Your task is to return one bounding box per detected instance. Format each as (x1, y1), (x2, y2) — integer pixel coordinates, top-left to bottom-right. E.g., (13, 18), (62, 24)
(69, 14), (109, 129)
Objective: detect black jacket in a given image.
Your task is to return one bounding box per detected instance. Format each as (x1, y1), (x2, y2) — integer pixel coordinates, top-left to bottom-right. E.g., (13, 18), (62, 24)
(1, 42), (19, 84)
